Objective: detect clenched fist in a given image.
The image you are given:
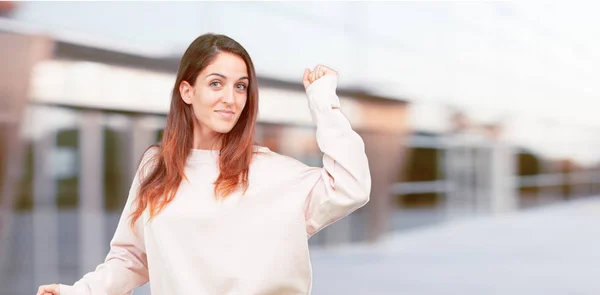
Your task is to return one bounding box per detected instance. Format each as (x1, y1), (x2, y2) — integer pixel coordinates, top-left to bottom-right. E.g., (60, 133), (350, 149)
(36, 284), (60, 295)
(302, 65), (338, 89)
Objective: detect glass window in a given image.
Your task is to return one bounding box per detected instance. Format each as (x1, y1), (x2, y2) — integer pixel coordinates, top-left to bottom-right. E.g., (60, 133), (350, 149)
(103, 113), (133, 212)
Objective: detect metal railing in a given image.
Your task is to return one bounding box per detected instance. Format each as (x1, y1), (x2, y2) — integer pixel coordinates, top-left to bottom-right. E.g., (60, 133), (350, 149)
(392, 134), (600, 218)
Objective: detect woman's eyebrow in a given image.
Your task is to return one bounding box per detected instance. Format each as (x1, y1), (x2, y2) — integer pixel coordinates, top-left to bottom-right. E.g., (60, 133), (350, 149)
(206, 73), (227, 79)
(206, 73), (249, 81)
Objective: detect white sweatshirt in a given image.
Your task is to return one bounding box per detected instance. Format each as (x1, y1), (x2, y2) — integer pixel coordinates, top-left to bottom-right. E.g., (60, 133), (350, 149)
(60, 74), (372, 295)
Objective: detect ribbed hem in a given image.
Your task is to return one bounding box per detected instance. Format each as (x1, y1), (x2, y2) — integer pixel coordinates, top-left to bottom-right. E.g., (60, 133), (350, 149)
(59, 284), (79, 295)
(187, 148), (220, 163)
(305, 74), (337, 100)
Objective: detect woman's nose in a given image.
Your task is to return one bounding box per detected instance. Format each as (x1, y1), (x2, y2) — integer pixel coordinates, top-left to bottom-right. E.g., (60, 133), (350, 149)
(221, 88), (234, 104)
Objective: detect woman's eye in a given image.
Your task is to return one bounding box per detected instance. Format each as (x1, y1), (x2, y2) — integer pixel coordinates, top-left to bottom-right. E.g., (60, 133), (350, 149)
(236, 84), (247, 91)
(210, 81), (222, 88)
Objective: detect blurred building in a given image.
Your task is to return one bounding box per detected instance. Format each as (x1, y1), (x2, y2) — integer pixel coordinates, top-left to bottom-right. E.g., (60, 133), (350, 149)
(2, 2), (600, 294)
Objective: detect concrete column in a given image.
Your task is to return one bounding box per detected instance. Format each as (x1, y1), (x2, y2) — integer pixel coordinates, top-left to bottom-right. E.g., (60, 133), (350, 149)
(444, 134), (475, 220)
(78, 110), (106, 274)
(474, 143), (491, 215)
(32, 131), (59, 286)
(489, 142), (518, 214)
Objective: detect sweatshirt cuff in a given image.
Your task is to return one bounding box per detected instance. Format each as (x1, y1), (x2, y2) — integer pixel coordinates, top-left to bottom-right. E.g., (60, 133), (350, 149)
(60, 284), (83, 295)
(305, 74), (341, 113)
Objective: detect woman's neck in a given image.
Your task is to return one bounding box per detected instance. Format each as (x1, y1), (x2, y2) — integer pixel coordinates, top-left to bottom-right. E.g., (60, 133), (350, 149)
(192, 127), (222, 150)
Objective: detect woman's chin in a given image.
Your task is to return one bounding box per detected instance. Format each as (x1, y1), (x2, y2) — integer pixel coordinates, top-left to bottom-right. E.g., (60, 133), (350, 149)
(211, 124), (236, 134)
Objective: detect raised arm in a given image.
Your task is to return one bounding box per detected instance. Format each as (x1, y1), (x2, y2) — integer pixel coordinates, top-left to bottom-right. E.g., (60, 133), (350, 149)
(48, 149), (157, 295)
(301, 66), (372, 238)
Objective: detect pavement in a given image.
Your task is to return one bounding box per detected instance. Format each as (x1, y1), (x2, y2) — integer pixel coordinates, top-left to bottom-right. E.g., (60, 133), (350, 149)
(3, 197), (600, 295)
(309, 197), (600, 294)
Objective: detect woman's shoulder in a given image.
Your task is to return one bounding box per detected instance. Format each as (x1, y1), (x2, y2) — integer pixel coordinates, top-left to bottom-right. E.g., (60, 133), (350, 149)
(252, 145), (314, 172)
(252, 145), (288, 165)
(135, 145), (161, 177)
(139, 145), (160, 165)
(251, 145), (321, 187)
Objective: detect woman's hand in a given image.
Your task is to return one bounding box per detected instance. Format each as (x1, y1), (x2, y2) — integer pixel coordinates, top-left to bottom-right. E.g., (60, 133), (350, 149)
(302, 65), (338, 89)
(36, 284), (60, 295)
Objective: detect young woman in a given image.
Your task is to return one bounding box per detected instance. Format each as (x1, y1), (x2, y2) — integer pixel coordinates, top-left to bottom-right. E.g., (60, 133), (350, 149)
(37, 33), (371, 295)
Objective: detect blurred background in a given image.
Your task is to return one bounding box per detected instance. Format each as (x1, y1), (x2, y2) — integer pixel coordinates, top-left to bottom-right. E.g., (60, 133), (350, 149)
(1, 1), (600, 294)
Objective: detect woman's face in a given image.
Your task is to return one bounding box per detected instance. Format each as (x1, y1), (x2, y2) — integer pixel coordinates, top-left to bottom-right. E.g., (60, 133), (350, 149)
(180, 51), (249, 138)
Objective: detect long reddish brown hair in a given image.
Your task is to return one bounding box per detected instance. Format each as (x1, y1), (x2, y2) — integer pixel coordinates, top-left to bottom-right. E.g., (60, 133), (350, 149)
(129, 33), (259, 228)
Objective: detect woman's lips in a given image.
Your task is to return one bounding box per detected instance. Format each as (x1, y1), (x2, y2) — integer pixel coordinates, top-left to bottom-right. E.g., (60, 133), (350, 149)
(215, 110), (235, 120)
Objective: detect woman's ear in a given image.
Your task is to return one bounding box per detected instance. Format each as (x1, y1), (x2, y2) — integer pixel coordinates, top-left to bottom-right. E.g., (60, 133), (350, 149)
(179, 81), (193, 105)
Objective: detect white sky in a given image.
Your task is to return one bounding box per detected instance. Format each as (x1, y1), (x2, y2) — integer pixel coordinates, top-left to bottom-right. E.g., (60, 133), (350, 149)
(4, 1), (600, 164)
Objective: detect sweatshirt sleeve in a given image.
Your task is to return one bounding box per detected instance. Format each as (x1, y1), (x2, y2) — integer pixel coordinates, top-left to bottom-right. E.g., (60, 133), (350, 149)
(59, 148), (157, 295)
(303, 74), (372, 238)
